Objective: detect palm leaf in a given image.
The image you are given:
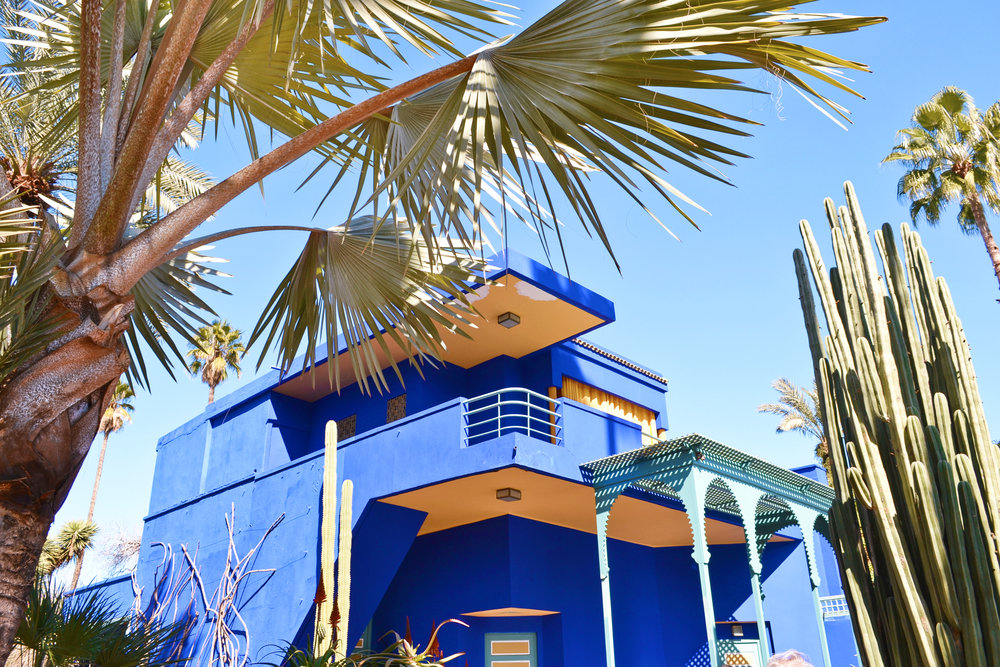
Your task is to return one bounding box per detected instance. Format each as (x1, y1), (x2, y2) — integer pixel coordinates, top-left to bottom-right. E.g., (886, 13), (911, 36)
(127, 247), (231, 389)
(330, 0), (883, 266)
(248, 215), (486, 394)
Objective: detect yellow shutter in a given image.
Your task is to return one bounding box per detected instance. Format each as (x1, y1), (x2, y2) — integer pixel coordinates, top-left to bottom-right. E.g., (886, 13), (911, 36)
(560, 376), (659, 446)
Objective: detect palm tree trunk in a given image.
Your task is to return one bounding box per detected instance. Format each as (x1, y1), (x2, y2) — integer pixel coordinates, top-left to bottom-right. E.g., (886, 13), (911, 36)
(86, 432), (109, 524)
(208, 384), (215, 404)
(68, 431), (110, 590)
(0, 501), (54, 665)
(969, 194), (1000, 292)
(0, 325), (128, 663)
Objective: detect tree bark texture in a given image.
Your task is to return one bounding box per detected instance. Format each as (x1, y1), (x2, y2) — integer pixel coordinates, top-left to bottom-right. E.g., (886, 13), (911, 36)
(0, 292), (131, 664)
(969, 195), (1000, 293)
(0, 502), (52, 661)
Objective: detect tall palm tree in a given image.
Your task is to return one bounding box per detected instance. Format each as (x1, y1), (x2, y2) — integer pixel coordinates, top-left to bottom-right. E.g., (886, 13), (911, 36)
(0, 0), (884, 659)
(884, 87), (1000, 291)
(188, 321), (244, 404)
(758, 378), (830, 475)
(67, 381), (134, 590)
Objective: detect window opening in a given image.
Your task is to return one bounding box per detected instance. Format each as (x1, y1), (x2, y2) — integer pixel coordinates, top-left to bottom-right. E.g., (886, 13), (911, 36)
(386, 394), (407, 423)
(337, 414), (357, 440)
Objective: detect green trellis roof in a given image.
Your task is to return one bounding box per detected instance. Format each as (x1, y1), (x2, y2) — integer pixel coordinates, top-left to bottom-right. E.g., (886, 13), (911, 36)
(581, 433), (834, 517)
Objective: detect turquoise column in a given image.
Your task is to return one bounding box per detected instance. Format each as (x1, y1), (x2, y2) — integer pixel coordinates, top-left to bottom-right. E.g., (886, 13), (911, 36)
(596, 507), (615, 667)
(678, 469), (719, 667)
(729, 482), (768, 667)
(791, 506), (832, 667)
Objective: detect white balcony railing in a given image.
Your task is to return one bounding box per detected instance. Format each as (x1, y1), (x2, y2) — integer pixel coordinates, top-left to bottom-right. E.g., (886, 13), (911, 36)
(462, 388), (562, 446)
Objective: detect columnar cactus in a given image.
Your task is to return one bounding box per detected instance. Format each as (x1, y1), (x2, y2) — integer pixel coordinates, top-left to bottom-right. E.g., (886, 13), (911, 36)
(314, 422), (354, 659)
(795, 182), (1000, 666)
(335, 479), (353, 661)
(315, 421), (339, 656)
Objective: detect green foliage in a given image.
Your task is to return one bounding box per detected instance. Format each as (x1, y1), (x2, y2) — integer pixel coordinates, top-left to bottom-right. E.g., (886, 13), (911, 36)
(12, 579), (185, 667)
(795, 182), (1000, 666)
(99, 381), (135, 437)
(885, 86), (1000, 233)
(1, 0), (885, 388)
(35, 521), (99, 578)
(757, 377), (830, 472)
(277, 619), (468, 666)
(187, 320), (245, 403)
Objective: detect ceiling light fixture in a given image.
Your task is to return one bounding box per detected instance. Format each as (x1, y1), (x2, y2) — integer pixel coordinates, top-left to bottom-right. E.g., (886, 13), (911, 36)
(496, 487), (522, 502)
(498, 312), (521, 328)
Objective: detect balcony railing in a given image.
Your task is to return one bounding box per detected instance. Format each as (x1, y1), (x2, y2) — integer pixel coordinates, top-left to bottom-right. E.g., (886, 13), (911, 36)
(462, 387), (562, 446)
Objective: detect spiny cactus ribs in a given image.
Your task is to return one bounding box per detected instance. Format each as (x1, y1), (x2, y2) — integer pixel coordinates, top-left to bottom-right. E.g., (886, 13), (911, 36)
(796, 182), (1000, 666)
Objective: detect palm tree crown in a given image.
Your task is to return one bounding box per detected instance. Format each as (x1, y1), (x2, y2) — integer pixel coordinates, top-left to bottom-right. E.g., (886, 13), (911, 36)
(884, 86), (1000, 290)
(98, 381), (134, 438)
(758, 378), (830, 474)
(188, 321), (245, 404)
(36, 520), (98, 578)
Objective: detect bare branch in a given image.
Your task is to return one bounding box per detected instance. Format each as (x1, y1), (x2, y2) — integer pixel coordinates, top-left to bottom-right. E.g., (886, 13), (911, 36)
(132, 0), (277, 219)
(99, 0), (128, 191)
(106, 54), (479, 294)
(72, 0), (103, 234)
(82, 0), (214, 256)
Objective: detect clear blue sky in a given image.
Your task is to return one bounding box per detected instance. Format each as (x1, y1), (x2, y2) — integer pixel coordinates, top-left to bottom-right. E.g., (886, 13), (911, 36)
(56, 0), (1000, 582)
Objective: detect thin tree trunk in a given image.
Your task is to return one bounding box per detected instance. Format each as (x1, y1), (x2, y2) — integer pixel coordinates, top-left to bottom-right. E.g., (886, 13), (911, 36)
(969, 194), (1000, 292)
(0, 501), (54, 664)
(85, 432), (109, 524)
(208, 384), (215, 404)
(68, 431), (110, 590)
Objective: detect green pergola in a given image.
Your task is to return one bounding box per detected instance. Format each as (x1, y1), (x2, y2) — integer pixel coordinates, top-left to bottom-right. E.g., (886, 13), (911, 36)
(581, 433), (836, 667)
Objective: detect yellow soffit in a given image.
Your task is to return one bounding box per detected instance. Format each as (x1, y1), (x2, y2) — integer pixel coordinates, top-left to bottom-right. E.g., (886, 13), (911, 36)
(380, 468), (790, 549)
(273, 275), (605, 402)
(461, 607), (559, 618)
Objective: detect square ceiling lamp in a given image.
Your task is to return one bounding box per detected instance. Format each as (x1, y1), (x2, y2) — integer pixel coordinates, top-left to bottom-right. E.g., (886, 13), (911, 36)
(498, 311), (521, 328)
(496, 487), (522, 502)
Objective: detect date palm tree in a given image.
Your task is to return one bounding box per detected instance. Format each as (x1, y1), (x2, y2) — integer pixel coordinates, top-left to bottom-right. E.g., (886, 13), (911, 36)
(884, 87), (1000, 291)
(758, 377), (830, 476)
(188, 321), (244, 404)
(0, 0), (884, 659)
(66, 380), (134, 590)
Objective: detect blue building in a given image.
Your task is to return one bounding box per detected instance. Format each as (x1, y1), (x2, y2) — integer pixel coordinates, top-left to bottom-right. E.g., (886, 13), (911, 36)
(82, 252), (856, 667)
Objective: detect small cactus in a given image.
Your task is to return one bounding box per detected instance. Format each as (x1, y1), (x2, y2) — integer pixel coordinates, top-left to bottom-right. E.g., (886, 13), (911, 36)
(795, 182), (1000, 666)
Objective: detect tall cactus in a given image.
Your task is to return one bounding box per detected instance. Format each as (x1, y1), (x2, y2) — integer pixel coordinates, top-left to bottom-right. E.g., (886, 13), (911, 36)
(795, 182), (1000, 666)
(314, 421), (354, 660)
(335, 479), (353, 661)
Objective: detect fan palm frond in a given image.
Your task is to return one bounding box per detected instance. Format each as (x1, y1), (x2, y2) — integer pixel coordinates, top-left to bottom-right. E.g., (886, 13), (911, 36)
(249, 215), (486, 394)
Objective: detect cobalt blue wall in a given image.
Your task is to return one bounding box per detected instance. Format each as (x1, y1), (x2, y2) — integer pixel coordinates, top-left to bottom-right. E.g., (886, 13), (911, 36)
(370, 515), (830, 667)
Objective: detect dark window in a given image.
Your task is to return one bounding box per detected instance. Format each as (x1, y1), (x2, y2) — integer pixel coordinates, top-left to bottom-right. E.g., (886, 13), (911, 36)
(386, 394), (407, 423)
(336, 414), (357, 440)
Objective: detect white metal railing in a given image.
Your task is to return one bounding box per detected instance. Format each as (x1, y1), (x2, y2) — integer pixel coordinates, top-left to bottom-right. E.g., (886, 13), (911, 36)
(819, 594), (850, 619)
(462, 387), (562, 446)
